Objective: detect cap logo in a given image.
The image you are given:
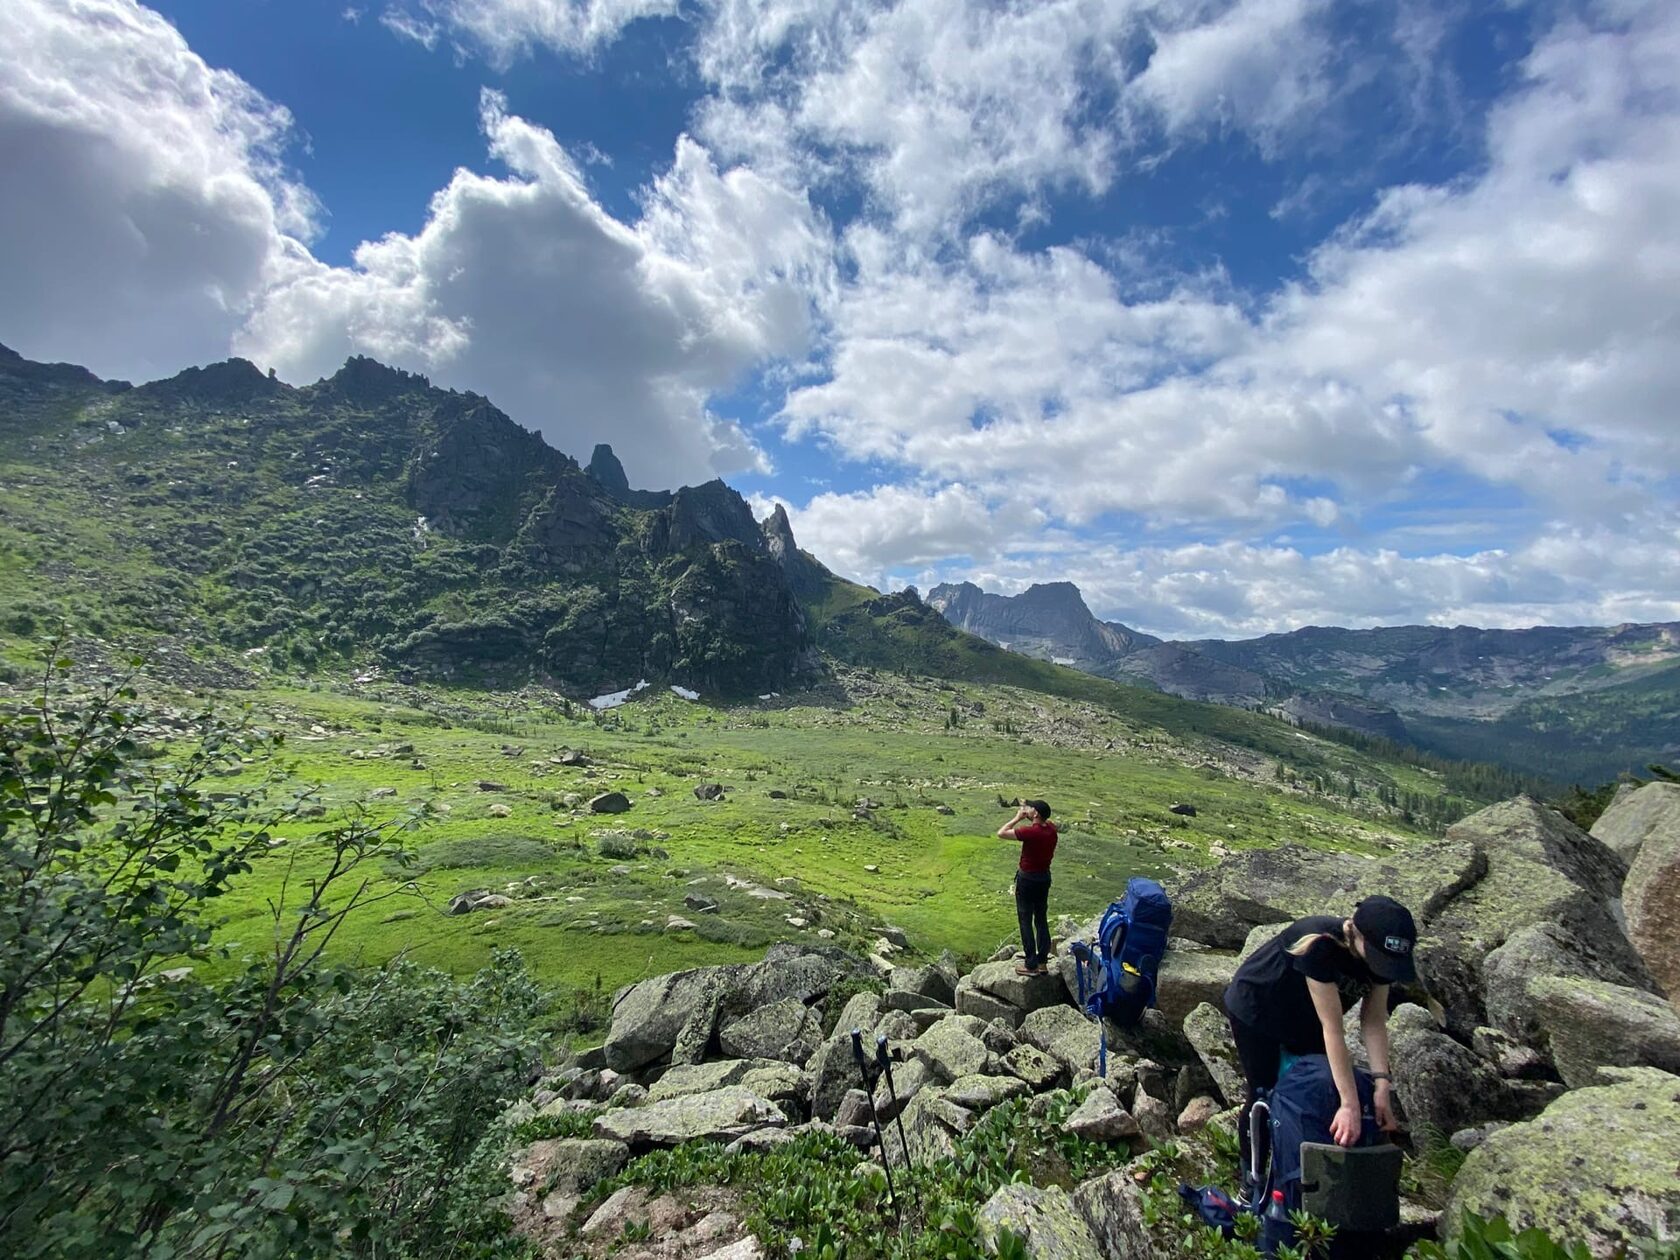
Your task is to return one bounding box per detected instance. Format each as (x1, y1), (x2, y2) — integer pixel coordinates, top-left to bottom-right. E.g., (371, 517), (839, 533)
(1385, 936), (1412, 955)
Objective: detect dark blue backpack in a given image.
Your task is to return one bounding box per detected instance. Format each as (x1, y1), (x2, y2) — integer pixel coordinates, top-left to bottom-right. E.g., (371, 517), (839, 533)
(1069, 877), (1172, 1074)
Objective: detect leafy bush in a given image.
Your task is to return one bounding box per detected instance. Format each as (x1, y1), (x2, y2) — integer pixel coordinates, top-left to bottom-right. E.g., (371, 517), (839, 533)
(0, 657), (546, 1258)
(1412, 1212), (1596, 1260)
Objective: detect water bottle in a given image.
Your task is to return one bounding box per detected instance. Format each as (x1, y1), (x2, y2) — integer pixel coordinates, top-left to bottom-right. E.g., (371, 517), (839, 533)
(1261, 1188), (1295, 1256)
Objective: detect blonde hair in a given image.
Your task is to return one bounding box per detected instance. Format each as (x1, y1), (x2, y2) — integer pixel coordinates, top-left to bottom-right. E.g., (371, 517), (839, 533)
(1285, 920), (1352, 958)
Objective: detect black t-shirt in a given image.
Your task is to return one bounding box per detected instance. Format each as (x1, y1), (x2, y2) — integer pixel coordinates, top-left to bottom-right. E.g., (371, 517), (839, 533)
(1223, 916), (1382, 1051)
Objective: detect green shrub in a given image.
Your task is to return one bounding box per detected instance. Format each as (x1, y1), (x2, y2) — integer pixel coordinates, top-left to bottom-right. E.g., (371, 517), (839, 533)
(0, 658), (545, 1258)
(1412, 1212), (1596, 1260)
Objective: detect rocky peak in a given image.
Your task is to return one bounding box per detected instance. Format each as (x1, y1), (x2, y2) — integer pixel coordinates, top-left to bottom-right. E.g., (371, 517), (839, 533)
(0, 342), (128, 393)
(316, 355), (428, 406)
(587, 443), (632, 497)
(658, 480), (766, 554)
(137, 357), (283, 406)
(761, 503), (798, 564)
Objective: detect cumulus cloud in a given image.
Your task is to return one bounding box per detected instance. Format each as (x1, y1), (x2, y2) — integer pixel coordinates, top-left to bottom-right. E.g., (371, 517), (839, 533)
(777, 0), (1680, 570)
(0, 0), (316, 382)
(239, 91), (833, 486)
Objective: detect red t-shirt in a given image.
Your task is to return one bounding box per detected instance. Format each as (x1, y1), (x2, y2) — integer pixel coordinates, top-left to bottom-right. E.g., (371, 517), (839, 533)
(1015, 821), (1058, 873)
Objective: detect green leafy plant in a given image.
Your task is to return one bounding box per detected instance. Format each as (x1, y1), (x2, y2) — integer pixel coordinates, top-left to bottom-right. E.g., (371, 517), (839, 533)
(1411, 1212), (1596, 1260)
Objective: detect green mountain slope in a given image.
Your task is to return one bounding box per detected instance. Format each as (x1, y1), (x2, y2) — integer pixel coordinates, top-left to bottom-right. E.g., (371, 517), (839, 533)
(0, 347), (812, 696)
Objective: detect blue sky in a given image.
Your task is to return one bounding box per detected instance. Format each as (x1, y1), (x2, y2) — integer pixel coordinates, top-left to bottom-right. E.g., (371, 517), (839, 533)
(1, 0), (1677, 637)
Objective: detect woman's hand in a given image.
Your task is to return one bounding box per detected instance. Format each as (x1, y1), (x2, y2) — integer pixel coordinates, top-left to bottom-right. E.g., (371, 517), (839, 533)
(1374, 1081), (1399, 1133)
(1330, 1101), (1362, 1147)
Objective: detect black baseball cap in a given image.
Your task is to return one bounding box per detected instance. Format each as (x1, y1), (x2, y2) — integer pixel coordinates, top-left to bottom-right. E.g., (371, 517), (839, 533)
(1353, 896), (1418, 983)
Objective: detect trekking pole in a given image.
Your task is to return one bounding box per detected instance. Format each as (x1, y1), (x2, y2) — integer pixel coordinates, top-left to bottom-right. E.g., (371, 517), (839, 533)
(875, 1033), (919, 1209)
(850, 1029), (900, 1222)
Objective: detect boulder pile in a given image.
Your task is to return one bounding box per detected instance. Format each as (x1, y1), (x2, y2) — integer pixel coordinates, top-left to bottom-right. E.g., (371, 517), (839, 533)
(502, 794), (1680, 1259)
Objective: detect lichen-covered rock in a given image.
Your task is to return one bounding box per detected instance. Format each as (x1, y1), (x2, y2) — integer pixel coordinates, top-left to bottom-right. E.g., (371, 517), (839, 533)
(806, 993), (884, 1121)
(899, 1090), (975, 1165)
(1592, 780), (1680, 864)
(1154, 950), (1237, 1032)
(954, 977), (1023, 1027)
(591, 1087), (786, 1148)
(966, 960), (1067, 1014)
(645, 1060), (756, 1103)
(507, 1137), (628, 1199)
(1445, 1068), (1680, 1258)
(1422, 798), (1642, 1038)
(1388, 1003), (1515, 1139)
(912, 1019), (998, 1083)
(1182, 1003), (1244, 1106)
(1482, 921), (1655, 1049)
(1004, 1043), (1064, 1092)
(1063, 1084), (1139, 1142)
(872, 1055), (934, 1122)
(889, 962), (958, 1007)
(737, 1062), (809, 1116)
(1072, 1169), (1164, 1260)
(1130, 1085), (1175, 1145)
(603, 966), (745, 1071)
(1622, 790), (1680, 1010)
(1528, 976), (1680, 1088)
(1171, 839), (1482, 949)
(944, 1073), (1031, 1111)
(719, 997), (823, 1064)
(978, 1183), (1103, 1260)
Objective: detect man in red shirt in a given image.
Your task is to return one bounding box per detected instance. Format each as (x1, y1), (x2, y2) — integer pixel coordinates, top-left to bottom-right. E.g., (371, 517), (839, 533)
(998, 799), (1058, 975)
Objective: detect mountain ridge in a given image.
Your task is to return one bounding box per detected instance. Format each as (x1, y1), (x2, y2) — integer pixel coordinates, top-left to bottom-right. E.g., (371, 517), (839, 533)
(927, 578), (1680, 782)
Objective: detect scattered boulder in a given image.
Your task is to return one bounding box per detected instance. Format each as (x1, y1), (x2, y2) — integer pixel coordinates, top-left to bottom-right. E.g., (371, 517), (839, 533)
(1591, 780), (1680, 864)
(603, 965), (745, 1071)
(1169, 803), (1197, 817)
(476, 780), (506, 792)
(807, 994), (885, 1120)
(1622, 790), (1680, 1009)
(589, 791), (632, 814)
(1004, 1044), (1064, 1093)
(507, 1136), (627, 1201)
(1446, 1068), (1680, 1258)
(943, 1074), (1030, 1111)
(645, 1061), (756, 1103)
(1153, 949), (1237, 1032)
(591, 1087), (785, 1149)
(872, 1056), (935, 1122)
(963, 960), (1066, 1017)
(912, 1020), (998, 1083)
(1177, 1096), (1220, 1133)
(695, 783), (726, 801)
(979, 1184), (1103, 1260)
(1130, 1084), (1175, 1144)
(719, 998), (823, 1065)
(1528, 975), (1680, 1088)
(486, 803), (512, 818)
(1483, 920), (1656, 1049)
(447, 889), (509, 915)
(1388, 1004), (1514, 1139)
(1063, 1085), (1139, 1142)
(1071, 1169), (1163, 1260)
(684, 893), (720, 914)
(1182, 1003), (1244, 1106)
(1171, 838), (1481, 949)
(889, 963), (958, 1007)
(898, 1090), (975, 1165)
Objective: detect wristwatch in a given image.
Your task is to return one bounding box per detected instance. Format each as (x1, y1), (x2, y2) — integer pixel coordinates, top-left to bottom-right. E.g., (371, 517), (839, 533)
(1371, 1071), (1393, 1082)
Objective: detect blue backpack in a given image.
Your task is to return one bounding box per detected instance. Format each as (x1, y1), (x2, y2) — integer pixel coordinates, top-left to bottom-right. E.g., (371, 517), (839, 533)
(1069, 877), (1172, 1074)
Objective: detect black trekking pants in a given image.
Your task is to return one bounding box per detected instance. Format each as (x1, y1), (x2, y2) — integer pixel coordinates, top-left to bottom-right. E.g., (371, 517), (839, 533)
(1014, 870), (1052, 969)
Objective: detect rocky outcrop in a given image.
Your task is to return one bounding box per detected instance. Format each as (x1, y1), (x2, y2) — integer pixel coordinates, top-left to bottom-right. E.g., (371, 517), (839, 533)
(1182, 1003), (1244, 1106)
(1446, 1068), (1680, 1258)
(978, 1183), (1104, 1260)
(1527, 976), (1680, 1088)
(718, 998), (823, 1064)
(1482, 921), (1654, 1049)
(1621, 788), (1680, 1008)
(1591, 780), (1680, 864)
(590, 1087), (786, 1149)
(1071, 1170), (1164, 1260)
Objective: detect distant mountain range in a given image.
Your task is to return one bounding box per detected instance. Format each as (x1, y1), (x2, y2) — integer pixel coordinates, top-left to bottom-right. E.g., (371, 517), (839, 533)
(928, 580), (1680, 784)
(2, 340), (1672, 786)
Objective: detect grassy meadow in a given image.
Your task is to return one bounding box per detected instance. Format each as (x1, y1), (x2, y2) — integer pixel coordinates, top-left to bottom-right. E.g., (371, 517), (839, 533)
(0, 640), (1466, 1020)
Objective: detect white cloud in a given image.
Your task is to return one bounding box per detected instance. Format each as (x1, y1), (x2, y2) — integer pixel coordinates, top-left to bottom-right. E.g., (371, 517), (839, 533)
(0, 0), (317, 382)
(776, 0), (1680, 582)
(379, 0), (679, 65)
(239, 91), (833, 486)
(775, 481), (1028, 583)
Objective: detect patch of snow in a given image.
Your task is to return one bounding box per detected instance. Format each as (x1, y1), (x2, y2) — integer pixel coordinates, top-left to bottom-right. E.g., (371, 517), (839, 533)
(1052, 656), (1076, 666)
(589, 680), (650, 710)
(758, 692), (779, 700)
(670, 685), (700, 701)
